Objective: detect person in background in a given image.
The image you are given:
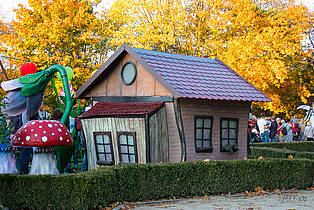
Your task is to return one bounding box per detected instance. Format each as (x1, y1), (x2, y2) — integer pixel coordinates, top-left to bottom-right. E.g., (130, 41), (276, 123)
(257, 113), (267, 143)
(304, 122), (314, 141)
(264, 117), (271, 142)
(280, 119), (288, 142)
(269, 116), (278, 142)
(298, 119), (305, 141)
(38, 102), (50, 120)
(290, 119), (299, 141)
(284, 119), (293, 142)
(275, 118), (282, 142)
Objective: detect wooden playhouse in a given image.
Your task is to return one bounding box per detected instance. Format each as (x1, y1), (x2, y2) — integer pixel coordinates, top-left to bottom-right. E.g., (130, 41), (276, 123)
(77, 43), (271, 170)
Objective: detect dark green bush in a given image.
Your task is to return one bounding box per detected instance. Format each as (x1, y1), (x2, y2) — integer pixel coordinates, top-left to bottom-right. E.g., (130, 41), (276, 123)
(0, 159), (313, 210)
(254, 141), (314, 152)
(249, 147), (297, 159)
(295, 151), (314, 160)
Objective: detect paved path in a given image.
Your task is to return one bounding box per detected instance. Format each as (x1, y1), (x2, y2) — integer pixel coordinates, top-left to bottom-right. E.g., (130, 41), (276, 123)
(131, 190), (314, 210)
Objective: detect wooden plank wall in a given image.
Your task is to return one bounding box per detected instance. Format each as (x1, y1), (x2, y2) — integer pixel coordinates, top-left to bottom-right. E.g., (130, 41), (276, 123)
(149, 107), (169, 163)
(164, 102), (181, 162)
(85, 53), (172, 98)
(80, 117), (146, 170)
(180, 99), (250, 161)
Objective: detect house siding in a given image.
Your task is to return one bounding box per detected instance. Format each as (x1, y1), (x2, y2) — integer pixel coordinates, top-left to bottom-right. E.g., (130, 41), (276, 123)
(149, 106), (169, 163)
(180, 99), (250, 161)
(80, 117), (146, 170)
(85, 53), (172, 98)
(165, 102), (181, 162)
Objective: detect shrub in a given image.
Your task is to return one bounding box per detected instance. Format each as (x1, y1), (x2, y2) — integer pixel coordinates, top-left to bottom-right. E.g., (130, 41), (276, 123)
(253, 142), (314, 152)
(249, 147), (297, 159)
(0, 159), (313, 209)
(295, 151), (314, 160)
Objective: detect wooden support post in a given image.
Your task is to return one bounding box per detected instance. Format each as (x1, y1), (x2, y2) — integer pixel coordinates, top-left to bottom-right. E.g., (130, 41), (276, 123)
(0, 60), (9, 80)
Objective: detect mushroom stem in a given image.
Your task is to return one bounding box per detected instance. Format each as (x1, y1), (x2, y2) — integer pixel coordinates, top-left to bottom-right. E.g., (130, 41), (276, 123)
(0, 151), (18, 174)
(29, 147), (59, 175)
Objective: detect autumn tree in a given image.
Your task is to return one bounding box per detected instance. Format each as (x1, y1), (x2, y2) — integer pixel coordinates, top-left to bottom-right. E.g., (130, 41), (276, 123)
(0, 0), (109, 109)
(104, 0), (313, 116)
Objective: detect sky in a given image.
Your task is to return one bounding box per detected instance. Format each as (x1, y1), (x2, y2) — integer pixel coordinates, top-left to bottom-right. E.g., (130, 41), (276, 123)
(0, 0), (313, 22)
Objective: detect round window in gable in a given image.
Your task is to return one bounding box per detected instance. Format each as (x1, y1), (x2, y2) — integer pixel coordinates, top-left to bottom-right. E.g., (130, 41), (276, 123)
(121, 62), (137, 85)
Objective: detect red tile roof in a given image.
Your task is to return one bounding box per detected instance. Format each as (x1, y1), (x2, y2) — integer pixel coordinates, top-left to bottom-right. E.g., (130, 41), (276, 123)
(80, 102), (164, 118)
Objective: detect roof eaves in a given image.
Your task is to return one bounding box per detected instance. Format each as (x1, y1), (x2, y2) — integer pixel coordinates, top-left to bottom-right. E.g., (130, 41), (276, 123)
(215, 58), (272, 102)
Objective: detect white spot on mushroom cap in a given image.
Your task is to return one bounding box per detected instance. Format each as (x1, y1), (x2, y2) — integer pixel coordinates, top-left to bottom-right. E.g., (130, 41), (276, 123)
(67, 139), (69, 142)
(43, 131), (47, 134)
(39, 126), (43, 129)
(60, 124), (63, 127)
(55, 124), (58, 126)
(65, 132), (68, 135)
(24, 129), (27, 132)
(42, 136), (47, 142)
(58, 128), (62, 132)
(48, 124), (53, 128)
(59, 137), (63, 141)
(34, 134), (38, 137)
(31, 122), (36, 125)
(52, 133), (55, 136)
(31, 129), (34, 132)
(39, 120), (43, 123)
(22, 142), (24, 145)
(26, 136), (30, 141)
(18, 137), (20, 141)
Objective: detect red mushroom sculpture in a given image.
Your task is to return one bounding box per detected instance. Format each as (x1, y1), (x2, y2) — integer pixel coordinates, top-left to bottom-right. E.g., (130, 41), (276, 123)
(12, 120), (73, 175)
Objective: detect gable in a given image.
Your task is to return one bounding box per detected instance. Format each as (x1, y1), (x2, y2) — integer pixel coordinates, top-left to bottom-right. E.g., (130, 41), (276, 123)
(84, 52), (172, 98)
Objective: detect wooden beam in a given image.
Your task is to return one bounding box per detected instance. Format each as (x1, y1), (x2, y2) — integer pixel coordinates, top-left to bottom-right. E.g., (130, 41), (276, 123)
(91, 96), (174, 103)
(0, 60), (9, 80)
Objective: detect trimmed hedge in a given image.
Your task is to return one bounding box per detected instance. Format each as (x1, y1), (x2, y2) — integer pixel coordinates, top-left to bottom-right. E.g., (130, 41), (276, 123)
(250, 147), (297, 159)
(0, 159), (313, 209)
(254, 141), (314, 152)
(296, 151), (314, 160)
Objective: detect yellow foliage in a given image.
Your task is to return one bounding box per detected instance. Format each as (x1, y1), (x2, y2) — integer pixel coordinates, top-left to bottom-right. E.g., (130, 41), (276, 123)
(104, 0), (313, 116)
(0, 0), (109, 108)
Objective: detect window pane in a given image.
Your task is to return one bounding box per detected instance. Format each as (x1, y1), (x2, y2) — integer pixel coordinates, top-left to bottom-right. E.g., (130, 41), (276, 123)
(196, 129), (203, 139)
(230, 129), (236, 138)
(222, 129), (228, 138)
(203, 129), (210, 139)
(122, 154), (129, 163)
(121, 145), (128, 153)
(229, 121), (237, 128)
(204, 119), (211, 128)
(196, 118), (203, 128)
(203, 140), (210, 148)
(129, 146), (135, 154)
(99, 154), (105, 160)
(222, 120), (228, 128)
(106, 154), (112, 161)
(96, 135), (103, 144)
(229, 139), (236, 145)
(128, 135), (134, 145)
(105, 145), (111, 153)
(97, 145), (104, 153)
(120, 135), (127, 144)
(129, 155), (136, 163)
(222, 139), (228, 147)
(196, 140), (202, 148)
(103, 135), (109, 144)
